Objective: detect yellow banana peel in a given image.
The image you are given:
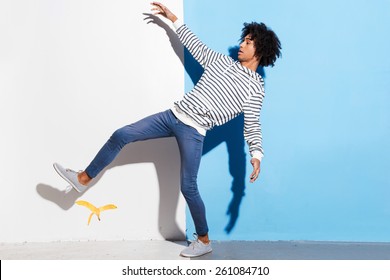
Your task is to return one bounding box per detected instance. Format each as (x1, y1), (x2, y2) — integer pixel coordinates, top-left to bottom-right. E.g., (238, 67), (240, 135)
(75, 200), (117, 225)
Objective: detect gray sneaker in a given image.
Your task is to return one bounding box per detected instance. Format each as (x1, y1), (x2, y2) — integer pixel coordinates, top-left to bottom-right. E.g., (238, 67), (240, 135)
(180, 234), (212, 258)
(53, 163), (88, 193)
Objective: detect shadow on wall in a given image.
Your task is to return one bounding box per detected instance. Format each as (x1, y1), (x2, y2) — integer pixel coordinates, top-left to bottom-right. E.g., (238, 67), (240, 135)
(37, 138), (184, 241)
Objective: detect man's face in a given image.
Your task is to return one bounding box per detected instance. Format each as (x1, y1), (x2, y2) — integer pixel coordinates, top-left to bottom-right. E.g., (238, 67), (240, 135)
(238, 35), (257, 63)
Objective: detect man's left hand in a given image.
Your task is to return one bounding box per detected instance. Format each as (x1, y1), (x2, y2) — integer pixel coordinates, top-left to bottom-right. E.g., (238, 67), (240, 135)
(249, 158), (261, 183)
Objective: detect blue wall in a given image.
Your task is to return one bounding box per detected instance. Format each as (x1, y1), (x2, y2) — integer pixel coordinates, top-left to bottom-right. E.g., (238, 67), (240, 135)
(183, 0), (390, 241)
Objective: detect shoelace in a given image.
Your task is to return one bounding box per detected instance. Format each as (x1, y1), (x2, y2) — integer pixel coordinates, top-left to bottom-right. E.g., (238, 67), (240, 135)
(65, 168), (79, 173)
(188, 233), (201, 249)
(64, 168), (83, 193)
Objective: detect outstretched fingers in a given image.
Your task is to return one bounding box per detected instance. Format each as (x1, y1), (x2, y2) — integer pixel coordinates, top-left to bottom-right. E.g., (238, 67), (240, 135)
(151, 2), (165, 15)
(150, 2), (177, 22)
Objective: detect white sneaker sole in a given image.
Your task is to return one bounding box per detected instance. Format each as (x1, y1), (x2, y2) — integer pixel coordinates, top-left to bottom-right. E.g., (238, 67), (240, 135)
(180, 248), (212, 258)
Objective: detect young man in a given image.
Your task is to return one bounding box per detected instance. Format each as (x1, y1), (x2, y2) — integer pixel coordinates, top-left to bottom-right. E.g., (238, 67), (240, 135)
(54, 2), (281, 257)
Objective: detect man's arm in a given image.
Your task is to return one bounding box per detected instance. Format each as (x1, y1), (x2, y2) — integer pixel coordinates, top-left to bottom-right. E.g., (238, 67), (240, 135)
(243, 93), (264, 183)
(151, 2), (222, 68)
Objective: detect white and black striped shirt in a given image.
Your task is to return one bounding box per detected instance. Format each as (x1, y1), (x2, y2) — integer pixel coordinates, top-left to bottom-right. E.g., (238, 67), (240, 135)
(173, 22), (265, 160)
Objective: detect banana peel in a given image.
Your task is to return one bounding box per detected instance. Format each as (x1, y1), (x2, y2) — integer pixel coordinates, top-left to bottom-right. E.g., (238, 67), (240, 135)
(75, 200), (117, 225)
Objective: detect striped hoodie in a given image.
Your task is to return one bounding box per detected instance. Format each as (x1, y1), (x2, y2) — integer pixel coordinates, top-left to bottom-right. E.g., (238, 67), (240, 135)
(173, 20), (265, 161)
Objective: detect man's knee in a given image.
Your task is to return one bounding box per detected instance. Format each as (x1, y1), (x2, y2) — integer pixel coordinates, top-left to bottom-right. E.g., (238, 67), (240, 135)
(181, 179), (199, 198)
(110, 127), (132, 147)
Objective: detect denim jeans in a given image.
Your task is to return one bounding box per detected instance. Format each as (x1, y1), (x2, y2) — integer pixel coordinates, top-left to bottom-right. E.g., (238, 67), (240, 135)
(85, 109), (208, 235)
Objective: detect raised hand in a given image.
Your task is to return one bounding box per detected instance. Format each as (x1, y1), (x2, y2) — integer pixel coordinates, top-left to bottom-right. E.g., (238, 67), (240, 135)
(150, 2), (178, 23)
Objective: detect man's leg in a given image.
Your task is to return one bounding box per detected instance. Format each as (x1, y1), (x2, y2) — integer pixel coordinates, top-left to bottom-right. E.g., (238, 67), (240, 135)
(173, 120), (213, 257)
(84, 110), (174, 180)
(172, 118), (213, 247)
(55, 110), (175, 191)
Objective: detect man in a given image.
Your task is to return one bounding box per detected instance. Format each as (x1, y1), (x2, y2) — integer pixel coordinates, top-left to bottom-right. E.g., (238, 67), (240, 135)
(54, 2), (281, 257)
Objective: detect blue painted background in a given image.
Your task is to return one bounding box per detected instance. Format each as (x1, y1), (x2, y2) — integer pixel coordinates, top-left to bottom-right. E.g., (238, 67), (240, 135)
(183, 0), (390, 241)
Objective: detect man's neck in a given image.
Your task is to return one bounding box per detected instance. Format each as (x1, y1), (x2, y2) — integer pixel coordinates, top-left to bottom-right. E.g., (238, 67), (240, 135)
(240, 60), (260, 73)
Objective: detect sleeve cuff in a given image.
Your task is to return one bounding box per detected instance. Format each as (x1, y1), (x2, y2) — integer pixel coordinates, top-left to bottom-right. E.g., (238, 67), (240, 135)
(173, 18), (184, 30)
(251, 150), (264, 162)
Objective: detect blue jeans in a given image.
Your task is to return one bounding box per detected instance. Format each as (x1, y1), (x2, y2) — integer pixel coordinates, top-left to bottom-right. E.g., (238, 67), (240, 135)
(85, 110), (208, 235)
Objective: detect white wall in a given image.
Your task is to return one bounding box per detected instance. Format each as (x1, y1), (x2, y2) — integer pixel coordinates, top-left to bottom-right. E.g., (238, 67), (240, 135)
(0, 0), (185, 242)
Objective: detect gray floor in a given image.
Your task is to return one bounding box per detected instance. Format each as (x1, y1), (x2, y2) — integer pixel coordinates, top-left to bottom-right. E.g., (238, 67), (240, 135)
(2, 240), (390, 260)
(197, 240), (390, 260)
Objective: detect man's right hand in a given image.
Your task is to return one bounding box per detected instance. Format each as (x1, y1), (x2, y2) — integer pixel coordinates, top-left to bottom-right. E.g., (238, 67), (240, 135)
(151, 2), (178, 23)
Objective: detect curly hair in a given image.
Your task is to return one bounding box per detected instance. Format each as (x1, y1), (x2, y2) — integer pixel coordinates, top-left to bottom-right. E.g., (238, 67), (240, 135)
(240, 22), (282, 67)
